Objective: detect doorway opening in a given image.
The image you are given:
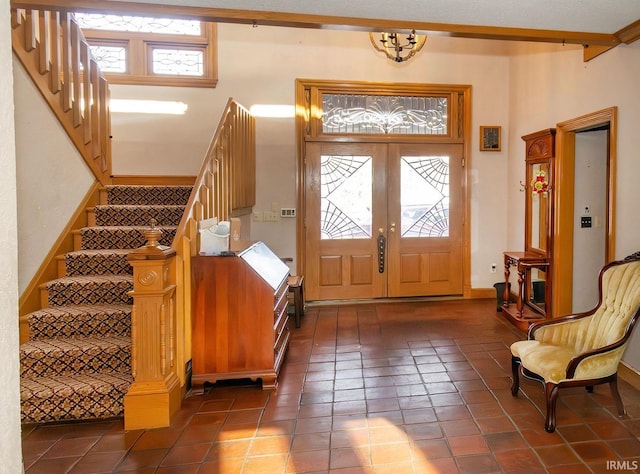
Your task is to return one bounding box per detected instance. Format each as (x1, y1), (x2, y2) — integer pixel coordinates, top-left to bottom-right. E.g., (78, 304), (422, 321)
(553, 107), (617, 316)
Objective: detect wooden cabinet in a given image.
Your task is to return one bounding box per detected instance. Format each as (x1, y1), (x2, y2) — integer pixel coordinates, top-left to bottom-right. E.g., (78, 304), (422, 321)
(503, 129), (555, 328)
(191, 242), (290, 390)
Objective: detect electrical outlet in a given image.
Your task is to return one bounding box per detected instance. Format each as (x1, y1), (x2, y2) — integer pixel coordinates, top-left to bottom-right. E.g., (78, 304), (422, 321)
(490, 263), (497, 273)
(252, 211), (262, 222)
(263, 211), (278, 222)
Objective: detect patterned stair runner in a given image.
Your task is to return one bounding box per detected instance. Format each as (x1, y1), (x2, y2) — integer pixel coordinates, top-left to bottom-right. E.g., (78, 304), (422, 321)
(20, 185), (191, 423)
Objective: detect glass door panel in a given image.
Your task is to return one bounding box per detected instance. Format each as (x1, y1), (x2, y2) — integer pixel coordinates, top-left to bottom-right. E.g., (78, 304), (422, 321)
(320, 155), (372, 239)
(401, 156), (450, 237)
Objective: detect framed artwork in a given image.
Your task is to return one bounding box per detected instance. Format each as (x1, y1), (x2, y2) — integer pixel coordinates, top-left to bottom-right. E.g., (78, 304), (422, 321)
(480, 126), (501, 151)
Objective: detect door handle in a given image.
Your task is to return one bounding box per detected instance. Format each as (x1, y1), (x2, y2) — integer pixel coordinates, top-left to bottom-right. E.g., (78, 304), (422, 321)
(377, 233), (386, 273)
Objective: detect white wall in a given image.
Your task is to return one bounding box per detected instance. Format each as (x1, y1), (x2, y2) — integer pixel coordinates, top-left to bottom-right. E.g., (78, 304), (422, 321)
(110, 23), (513, 286)
(13, 59), (96, 293)
(508, 41), (640, 371)
(1, 0), (25, 470)
(572, 130), (607, 313)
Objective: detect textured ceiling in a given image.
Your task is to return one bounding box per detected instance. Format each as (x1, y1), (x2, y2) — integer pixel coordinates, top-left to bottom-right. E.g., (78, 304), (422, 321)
(113, 0), (640, 35)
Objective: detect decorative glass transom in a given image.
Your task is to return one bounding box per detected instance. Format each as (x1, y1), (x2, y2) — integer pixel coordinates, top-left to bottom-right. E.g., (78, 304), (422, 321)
(73, 13), (201, 35)
(321, 155), (372, 240)
(87, 45), (127, 73)
(322, 94), (448, 135)
(152, 49), (204, 76)
(401, 156), (450, 237)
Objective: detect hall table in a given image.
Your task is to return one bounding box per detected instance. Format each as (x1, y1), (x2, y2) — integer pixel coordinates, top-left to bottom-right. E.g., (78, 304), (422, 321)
(502, 251), (549, 329)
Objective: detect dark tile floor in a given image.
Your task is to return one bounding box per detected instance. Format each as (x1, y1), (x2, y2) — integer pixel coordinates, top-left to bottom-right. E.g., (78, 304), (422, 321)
(21, 299), (640, 473)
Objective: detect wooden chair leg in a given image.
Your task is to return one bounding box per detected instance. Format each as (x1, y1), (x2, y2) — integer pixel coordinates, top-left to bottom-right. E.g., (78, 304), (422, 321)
(544, 382), (560, 433)
(511, 356), (520, 396)
(609, 376), (627, 417)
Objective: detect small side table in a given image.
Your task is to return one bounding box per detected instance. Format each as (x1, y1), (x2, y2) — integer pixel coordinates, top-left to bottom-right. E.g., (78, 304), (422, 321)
(287, 275), (304, 328)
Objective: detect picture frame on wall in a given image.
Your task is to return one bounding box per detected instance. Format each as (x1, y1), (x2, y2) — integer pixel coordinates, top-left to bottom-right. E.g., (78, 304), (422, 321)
(480, 126), (501, 151)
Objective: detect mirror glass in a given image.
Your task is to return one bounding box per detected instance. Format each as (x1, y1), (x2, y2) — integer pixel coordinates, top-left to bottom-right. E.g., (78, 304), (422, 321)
(527, 162), (549, 253)
(527, 267), (546, 314)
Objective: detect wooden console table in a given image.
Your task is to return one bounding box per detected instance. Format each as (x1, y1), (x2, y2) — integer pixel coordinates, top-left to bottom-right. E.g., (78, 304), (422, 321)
(502, 251), (549, 329)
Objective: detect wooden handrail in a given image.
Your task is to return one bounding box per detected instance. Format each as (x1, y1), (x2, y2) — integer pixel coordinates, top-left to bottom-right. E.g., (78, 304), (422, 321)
(171, 98), (255, 386)
(11, 8), (112, 185)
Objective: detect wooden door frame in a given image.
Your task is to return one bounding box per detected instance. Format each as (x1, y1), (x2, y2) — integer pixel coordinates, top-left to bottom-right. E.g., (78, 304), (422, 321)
(552, 107), (617, 316)
(294, 79), (473, 299)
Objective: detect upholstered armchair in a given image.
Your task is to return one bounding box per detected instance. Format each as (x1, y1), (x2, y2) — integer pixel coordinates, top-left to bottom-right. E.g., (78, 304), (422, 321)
(510, 253), (640, 432)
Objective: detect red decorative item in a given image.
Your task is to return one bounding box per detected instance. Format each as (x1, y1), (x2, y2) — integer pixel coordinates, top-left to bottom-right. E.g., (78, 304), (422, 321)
(530, 169), (549, 195)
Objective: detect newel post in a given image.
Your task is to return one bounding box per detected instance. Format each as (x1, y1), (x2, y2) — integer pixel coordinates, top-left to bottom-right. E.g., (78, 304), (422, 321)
(124, 221), (182, 430)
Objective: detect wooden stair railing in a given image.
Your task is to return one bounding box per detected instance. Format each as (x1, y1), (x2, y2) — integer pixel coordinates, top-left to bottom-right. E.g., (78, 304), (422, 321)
(12, 5), (256, 429)
(171, 98), (256, 388)
(125, 99), (255, 428)
(11, 8), (112, 186)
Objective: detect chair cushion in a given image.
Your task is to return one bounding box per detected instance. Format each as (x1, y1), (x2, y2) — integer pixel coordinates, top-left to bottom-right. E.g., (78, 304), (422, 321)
(511, 340), (576, 383)
(511, 340), (627, 384)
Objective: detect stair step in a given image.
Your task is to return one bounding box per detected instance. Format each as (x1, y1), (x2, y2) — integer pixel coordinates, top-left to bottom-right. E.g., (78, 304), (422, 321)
(64, 249), (132, 276)
(21, 184), (188, 424)
(104, 185), (192, 206)
(21, 304), (131, 340)
(76, 226), (176, 250)
(21, 335), (130, 378)
(94, 204), (185, 227)
(20, 373), (133, 423)
(42, 275), (133, 307)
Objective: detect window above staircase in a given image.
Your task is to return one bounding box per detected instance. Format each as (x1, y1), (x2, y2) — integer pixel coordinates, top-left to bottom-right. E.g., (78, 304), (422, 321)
(74, 12), (218, 88)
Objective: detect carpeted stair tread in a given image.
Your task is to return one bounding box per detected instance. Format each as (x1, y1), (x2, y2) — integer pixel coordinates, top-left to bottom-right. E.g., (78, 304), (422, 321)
(21, 184), (188, 424)
(22, 304), (131, 340)
(44, 275), (133, 306)
(21, 336), (130, 378)
(105, 185), (192, 206)
(94, 204), (185, 227)
(79, 225), (176, 249)
(64, 249), (132, 276)
(20, 373), (133, 423)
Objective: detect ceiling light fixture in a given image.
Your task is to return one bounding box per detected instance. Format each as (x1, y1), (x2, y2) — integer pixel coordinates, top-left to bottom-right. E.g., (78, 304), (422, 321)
(369, 29), (427, 63)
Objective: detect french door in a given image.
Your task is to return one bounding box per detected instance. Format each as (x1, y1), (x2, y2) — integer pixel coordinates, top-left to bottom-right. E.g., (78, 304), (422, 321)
(305, 141), (464, 300)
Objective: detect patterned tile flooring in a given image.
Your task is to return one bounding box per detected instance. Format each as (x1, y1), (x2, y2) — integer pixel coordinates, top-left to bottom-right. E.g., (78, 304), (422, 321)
(21, 299), (640, 473)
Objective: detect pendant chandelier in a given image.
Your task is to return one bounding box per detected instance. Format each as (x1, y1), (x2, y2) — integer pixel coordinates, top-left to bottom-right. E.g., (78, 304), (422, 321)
(369, 29), (427, 63)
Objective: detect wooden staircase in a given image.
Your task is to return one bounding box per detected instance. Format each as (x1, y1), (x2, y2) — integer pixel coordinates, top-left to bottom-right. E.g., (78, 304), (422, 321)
(19, 185), (191, 424)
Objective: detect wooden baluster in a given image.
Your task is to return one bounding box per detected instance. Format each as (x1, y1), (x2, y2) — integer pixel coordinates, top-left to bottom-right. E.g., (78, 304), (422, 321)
(80, 40), (92, 144)
(23, 10), (36, 52)
(38, 10), (50, 74)
(60, 12), (73, 112)
(124, 222), (182, 430)
(102, 82), (111, 174)
(49, 11), (61, 94)
(70, 20), (82, 127)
